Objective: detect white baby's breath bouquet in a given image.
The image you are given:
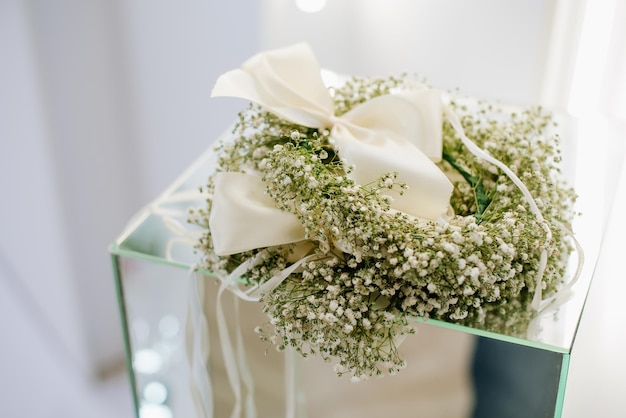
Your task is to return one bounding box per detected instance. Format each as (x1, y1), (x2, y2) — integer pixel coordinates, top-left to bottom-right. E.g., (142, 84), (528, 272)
(190, 44), (577, 381)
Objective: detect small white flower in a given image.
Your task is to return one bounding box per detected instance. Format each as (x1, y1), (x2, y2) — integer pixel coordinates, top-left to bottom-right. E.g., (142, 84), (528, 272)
(497, 183), (509, 192)
(325, 313), (338, 323)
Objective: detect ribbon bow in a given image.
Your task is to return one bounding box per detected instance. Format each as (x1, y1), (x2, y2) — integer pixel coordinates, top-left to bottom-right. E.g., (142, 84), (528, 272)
(210, 43), (453, 256)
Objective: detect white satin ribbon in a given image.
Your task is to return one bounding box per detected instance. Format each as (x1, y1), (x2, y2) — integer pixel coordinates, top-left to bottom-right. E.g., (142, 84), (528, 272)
(187, 270), (214, 418)
(210, 173), (306, 256)
(183, 250), (319, 418)
(210, 42), (453, 256)
(214, 249), (318, 418)
(142, 177), (313, 417)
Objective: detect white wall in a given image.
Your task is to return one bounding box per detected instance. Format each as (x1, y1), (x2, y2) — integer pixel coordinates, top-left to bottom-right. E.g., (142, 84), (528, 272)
(24, 0), (144, 373)
(118, 0), (262, 198)
(0, 0), (261, 380)
(262, 0), (565, 106)
(0, 0), (90, 372)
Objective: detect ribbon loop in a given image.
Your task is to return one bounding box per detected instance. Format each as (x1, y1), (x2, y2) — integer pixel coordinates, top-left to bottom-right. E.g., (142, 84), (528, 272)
(212, 43), (333, 128)
(210, 172), (306, 256)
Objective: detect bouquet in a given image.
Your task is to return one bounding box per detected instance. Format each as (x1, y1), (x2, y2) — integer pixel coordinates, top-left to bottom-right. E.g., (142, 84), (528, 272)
(189, 43), (578, 381)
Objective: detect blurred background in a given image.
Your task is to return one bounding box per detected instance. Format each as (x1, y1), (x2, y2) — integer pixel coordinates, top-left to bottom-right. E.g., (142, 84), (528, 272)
(1, 0), (625, 417)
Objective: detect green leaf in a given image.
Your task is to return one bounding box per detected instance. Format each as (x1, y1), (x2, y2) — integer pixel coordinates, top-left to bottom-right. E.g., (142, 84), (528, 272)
(442, 151), (492, 223)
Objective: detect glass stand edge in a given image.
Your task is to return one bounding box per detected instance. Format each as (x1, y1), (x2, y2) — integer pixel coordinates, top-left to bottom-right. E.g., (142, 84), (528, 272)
(554, 354), (571, 418)
(111, 252), (140, 418)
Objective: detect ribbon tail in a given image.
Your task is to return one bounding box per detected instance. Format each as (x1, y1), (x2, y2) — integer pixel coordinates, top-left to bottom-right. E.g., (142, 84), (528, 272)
(331, 125), (453, 221)
(211, 250), (315, 418)
(187, 271), (214, 418)
(217, 276), (244, 418)
(285, 347), (297, 418)
(233, 296), (256, 418)
(330, 89), (454, 221)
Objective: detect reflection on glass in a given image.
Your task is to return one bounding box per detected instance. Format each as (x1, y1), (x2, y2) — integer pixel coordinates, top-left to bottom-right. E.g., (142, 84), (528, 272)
(159, 315), (180, 339)
(132, 318), (150, 343)
(133, 349), (163, 375)
(143, 381), (168, 404)
(139, 403), (173, 418)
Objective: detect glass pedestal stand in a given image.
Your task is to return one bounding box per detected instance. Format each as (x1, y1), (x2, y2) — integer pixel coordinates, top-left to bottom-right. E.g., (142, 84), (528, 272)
(111, 117), (604, 418)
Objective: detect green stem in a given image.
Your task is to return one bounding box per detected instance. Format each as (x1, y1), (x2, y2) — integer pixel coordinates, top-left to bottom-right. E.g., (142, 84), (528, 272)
(442, 151), (492, 223)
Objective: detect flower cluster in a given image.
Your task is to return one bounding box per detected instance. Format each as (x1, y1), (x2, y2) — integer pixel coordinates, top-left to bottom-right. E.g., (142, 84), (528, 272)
(190, 75), (577, 380)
